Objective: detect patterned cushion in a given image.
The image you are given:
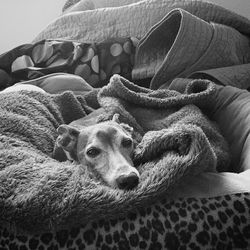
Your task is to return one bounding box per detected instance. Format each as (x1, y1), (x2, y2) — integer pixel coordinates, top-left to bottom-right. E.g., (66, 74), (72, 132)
(0, 38), (137, 90)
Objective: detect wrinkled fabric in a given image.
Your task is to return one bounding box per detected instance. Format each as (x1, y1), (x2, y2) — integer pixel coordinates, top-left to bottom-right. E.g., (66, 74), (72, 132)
(0, 75), (229, 233)
(0, 38), (135, 90)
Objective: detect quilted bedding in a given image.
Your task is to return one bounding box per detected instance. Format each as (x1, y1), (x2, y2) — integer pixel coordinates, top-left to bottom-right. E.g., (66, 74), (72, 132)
(1, 0), (250, 91)
(0, 0), (250, 249)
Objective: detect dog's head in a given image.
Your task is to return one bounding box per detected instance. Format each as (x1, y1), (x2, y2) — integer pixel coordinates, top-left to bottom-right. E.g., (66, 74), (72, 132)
(55, 114), (139, 190)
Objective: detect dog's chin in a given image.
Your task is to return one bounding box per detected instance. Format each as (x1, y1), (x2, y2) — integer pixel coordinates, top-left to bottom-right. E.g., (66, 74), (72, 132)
(108, 183), (119, 189)
(102, 177), (117, 189)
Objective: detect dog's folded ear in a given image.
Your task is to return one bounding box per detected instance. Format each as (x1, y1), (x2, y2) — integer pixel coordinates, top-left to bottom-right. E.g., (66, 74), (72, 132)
(112, 113), (134, 136)
(112, 113), (120, 123)
(120, 123), (134, 136)
(56, 124), (80, 151)
(53, 124), (80, 161)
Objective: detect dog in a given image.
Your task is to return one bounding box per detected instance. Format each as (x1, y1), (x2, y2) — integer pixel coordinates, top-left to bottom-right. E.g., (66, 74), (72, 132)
(53, 114), (140, 190)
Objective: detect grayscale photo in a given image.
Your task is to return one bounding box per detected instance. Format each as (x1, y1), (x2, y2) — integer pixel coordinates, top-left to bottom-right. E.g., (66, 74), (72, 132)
(0, 0), (250, 249)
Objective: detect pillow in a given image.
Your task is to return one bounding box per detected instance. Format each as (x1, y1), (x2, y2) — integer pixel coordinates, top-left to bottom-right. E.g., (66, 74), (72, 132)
(188, 65), (250, 172)
(18, 73), (93, 94)
(167, 78), (250, 173)
(207, 85), (250, 173)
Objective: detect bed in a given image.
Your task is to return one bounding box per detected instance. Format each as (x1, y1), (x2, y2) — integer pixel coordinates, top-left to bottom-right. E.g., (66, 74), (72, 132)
(0, 0), (250, 249)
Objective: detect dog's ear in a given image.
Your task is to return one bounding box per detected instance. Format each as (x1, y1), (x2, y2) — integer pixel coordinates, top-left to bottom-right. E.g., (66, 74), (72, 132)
(112, 113), (134, 135)
(120, 123), (134, 136)
(112, 113), (120, 123)
(56, 124), (80, 154)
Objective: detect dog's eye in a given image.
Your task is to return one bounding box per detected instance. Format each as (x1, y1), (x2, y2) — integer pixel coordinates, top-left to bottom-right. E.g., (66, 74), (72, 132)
(121, 138), (133, 148)
(86, 147), (101, 158)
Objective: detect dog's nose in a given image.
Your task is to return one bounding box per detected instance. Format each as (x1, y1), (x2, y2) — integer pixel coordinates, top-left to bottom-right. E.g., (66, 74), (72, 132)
(116, 172), (139, 190)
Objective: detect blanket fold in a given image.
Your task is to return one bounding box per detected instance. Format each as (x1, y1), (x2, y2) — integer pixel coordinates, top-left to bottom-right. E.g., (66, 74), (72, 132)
(190, 64), (250, 89)
(0, 75), (229, 233)
(133, 8), (250, 89)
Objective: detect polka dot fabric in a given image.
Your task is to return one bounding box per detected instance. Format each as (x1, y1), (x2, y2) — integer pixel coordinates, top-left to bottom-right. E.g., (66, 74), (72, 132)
(0, 38), (137, 89)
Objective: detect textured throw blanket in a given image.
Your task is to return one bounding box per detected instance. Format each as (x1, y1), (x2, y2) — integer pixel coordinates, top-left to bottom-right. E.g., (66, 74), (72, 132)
(31, 0), (250, 90)
(1, 0), (250, 92)
(34, 0), (250, 43)
(0, 75), (229, 233)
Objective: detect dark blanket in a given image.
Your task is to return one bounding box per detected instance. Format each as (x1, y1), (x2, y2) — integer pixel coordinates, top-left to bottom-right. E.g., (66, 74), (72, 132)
(0, 75), (229, 233)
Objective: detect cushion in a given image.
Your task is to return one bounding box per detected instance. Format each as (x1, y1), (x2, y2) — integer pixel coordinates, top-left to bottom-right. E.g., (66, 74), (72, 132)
(210, 85), (250, 172)
(168, 79), (250, 173)
(170, 170), (250, 199)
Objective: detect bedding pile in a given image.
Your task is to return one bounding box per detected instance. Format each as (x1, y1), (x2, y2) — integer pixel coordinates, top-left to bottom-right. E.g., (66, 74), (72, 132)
(33, 0), (250, 89)
(0, 0), (250, 236)
(0, 74), (229, 233)
(1, 0), (250, 91)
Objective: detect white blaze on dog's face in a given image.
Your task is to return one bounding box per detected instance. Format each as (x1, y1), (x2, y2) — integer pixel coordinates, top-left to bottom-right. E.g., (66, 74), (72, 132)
(77, 122), (139, 189)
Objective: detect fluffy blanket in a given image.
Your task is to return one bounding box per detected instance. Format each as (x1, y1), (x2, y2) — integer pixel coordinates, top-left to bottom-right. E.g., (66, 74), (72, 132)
(0, 75), (229, 234)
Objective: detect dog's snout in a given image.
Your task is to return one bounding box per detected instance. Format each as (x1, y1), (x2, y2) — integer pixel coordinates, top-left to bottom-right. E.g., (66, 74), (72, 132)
(116, 172), (139, 190)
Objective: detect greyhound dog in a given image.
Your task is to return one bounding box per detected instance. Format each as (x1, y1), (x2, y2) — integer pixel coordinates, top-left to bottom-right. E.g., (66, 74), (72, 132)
(54, 114), (140, 190)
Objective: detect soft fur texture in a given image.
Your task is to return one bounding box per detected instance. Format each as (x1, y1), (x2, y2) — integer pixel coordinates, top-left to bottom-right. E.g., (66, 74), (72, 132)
(0, 75), (229, 234)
